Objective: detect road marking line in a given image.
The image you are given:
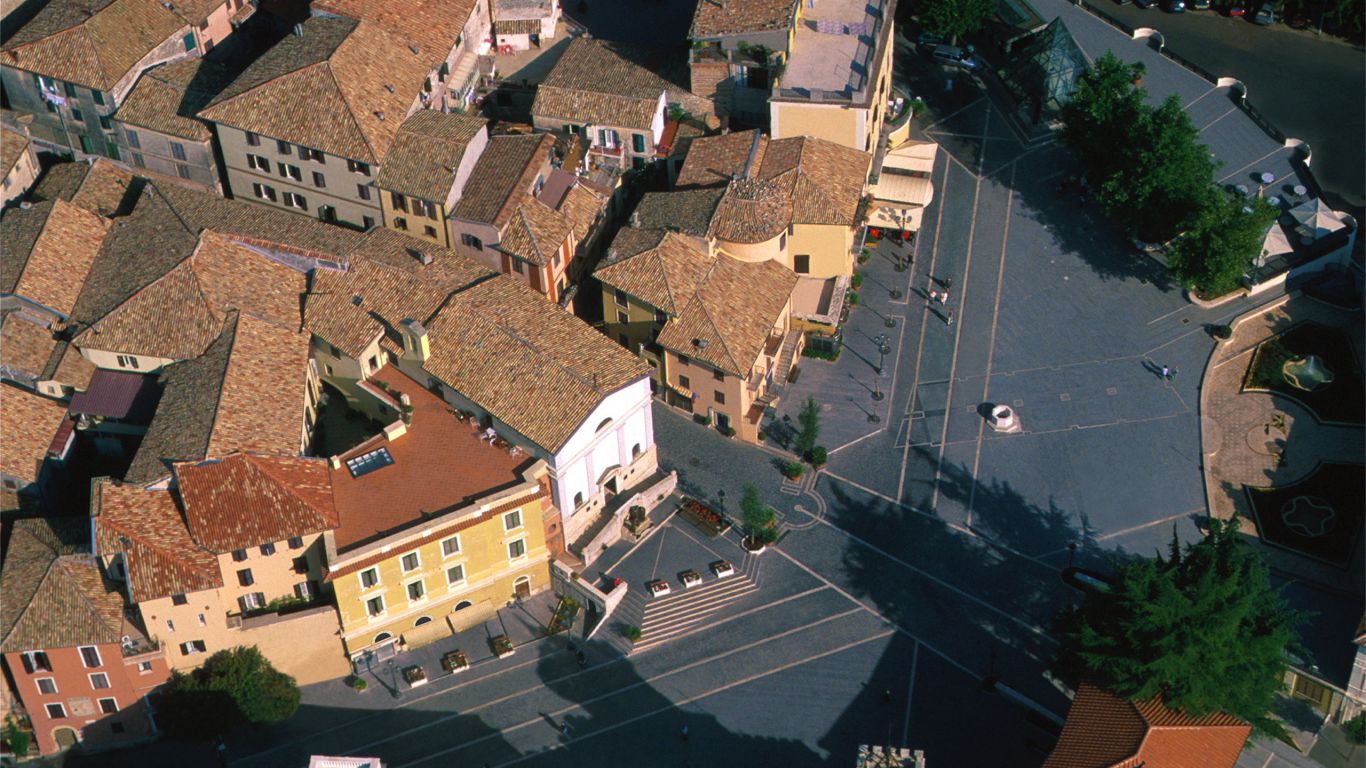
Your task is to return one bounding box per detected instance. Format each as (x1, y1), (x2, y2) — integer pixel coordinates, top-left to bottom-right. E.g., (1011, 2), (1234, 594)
(930, 105), (988, 512)
(966, 163), (1015, 529)
(902, 640), (919, 746)
(896, 141), (951, 502)
(921, 96), (985, 131)
(1216, 144), (1292, 184)
(596, 504), (679, 574)
(426, 628), (899, 768)
(369, 606), (877, 763)
(1034, 509), (1200, 558)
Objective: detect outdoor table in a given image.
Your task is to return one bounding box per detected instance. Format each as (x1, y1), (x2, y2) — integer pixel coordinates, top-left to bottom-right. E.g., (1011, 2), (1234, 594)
(1259, 172), (1275, 184)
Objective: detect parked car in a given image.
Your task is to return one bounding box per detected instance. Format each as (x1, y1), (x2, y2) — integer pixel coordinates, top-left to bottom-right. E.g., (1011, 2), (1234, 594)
(1134, 0), (1154, 9)
(1190, 0), (1210, 9)
(931, 44), (977, 70)
(1113, 0), (1132, 6)
(1164, 0), (1187, 12)
(916, 30), (944, 46)
(1252, 0), (1275, 22)
(1225, 3), (1246, 15)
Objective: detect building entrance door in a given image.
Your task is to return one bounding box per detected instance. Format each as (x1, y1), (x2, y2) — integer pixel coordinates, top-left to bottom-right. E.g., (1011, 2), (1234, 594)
(514, 578), (531, 600)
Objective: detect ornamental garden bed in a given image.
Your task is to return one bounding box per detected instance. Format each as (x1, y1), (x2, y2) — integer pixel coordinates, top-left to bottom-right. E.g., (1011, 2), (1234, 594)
(1243, 323), (1364, 424)
(402, 665), (428, 688)
(1245, 462), (1364, 567)
(440, 649), (469, 674)
(679, 569), (702, 588)
(710, 560), (734, 578)
(679, 497), (731, 537)
(647, 579), (671, 597)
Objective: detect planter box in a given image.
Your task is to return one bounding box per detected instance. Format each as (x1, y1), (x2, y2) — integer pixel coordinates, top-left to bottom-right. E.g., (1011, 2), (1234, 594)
(647, 579), (671, 597)
(680, 569), (702, 588)
(402, 665), (428, 688)
(711, 560), (734, 578)
(490, 635), (516, 659)
(679, 497), (731, 537)
(441, 650), (469, 674)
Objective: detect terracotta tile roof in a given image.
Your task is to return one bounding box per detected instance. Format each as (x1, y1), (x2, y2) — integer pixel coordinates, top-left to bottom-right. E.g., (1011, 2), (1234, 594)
(199, 15), (434, 165)
(555, 181), (608, 243)
(0, 203), (53, 294)
(595, 230), (712, 316)
(312, 0), (474, 68)
(1, 124), (30, 179)
(45, 341), (96, 391)
(1, 312), (59, 381)
(453, 134), (552, 228)
(677, 132), (870, 227)
(305, 231), (493, 358)
(675, 129), (761, 188)
(496, 195), (574, 267)
(707, 177), (792, 244)
(423, 276), (651, 452)
(0, 0), (189, 91)
(113, 56), (235, 142)
(328, 367), (532, 550)
(632, 187), (725, 237)
(1043, 683), (1251, 768)
(123, 310), (311, 484)
(656, 253), (796, 375)
(27, 159), (137, 218)
(532, 39), (667, 130)
(176, 454), (337, 553)
(92, 480), (222, 603)
(690, 0), (795, 37)
(494, 18), (541, 35)
(757, 135), (870, 226)
(0, 384), (68, 484)
(375, 110), (487, 202)
(0, 518), (126, 653)
(75, 230), (308, 361)
(6, 199), (110, 317)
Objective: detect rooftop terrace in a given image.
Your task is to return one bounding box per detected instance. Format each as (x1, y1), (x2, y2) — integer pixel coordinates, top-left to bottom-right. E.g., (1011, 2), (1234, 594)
(777, 0), (892, 104)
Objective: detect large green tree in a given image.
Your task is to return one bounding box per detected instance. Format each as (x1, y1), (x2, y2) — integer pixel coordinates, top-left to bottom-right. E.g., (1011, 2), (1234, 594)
(161, 646), (301, 738)
(740, 483), (778, 545)
(1055, 517), (1302, 739)
(1167, 193), (1278, 296)
(920, 0), (996, 42)
(796, 396), (821, 458)
(1061, 53), (1148, 191)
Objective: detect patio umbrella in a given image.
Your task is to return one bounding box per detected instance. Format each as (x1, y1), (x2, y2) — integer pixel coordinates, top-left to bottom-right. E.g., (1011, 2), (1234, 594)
(1288, 198), (1346, 242)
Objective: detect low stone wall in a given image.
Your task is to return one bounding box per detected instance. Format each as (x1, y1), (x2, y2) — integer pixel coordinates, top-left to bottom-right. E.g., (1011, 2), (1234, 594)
(550, 560), (629, 641)
(576, 470), (677, 565)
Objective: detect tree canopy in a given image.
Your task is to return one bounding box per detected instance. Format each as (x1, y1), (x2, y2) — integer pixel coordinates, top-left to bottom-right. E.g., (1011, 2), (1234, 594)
(740, 483), (778, 545)
(797, 396), (821, 459)
(1167, 193), (1278, 296)
(1055, 517), (1303, 739)
(161, 646), (301, 738)
(920, 0), (996, 42)
(1062, 53), (1220, 243)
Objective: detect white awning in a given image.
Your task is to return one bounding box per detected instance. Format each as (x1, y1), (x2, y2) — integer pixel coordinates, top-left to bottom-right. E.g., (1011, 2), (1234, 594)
(873, 173), (934, 207)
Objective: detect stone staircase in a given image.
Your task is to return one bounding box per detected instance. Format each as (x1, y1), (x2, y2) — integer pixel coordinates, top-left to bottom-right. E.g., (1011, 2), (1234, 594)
(769, 330), (804, 397)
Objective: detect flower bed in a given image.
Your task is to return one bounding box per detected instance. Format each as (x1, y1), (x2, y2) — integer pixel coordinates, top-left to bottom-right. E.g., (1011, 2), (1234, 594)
(679, 497), (731, 536)
(648, 579), (671, 597)
(402, 665), (428, 688)
(441, 650), (469, 674)
(711, 560), (734, 578)
(490, 635), (515, 659)
(679, 569), (702, 588)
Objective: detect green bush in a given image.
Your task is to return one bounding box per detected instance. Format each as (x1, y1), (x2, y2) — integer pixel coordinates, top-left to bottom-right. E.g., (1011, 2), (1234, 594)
(740, 484), (779, 545)
(720, 424), (736, 437)
(350, 676), (368, 692)
(848, 292), (860, 307)
(851, 273), (864, 290)
(1344, 713), (1366, 745)
(802, 344), (841, 362)
(782, 460), (805, 479)
(858, 248), (871, 264)
(1211, 324), (1233, 340)
(625, 626), (643, 642)
(161, 647), (300, 738)
(807, 446), (828, 468)
(3, 716), (30, 757)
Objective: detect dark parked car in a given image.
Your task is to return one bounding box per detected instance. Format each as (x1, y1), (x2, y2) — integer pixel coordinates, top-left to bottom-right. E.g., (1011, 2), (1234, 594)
(1253, 0), (1275, 22)
(916, 30), (944, 46)
(1134, 0), (1154, 8)
(1165, 0), (1187, 12)
(1190, 0), (1210, 9)
(1225, 3), (1246, 15)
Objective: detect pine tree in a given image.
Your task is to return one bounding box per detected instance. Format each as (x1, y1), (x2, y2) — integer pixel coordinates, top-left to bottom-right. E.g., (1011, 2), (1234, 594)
(1055, 517), (1303, 739)
(796, 396), (821, 458)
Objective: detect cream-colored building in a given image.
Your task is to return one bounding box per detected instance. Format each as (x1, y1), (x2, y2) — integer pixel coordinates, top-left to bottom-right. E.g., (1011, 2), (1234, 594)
(375, 111), (489, 248)
(1, 119), (39, 206)
(322, 367), (555, 656)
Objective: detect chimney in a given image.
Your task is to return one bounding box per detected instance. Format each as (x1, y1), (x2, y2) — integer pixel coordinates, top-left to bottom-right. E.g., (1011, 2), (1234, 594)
(328, 455), (341, 469)
(400, 318), (430, 362)
(292, 23), (304, 37)
(629, 211), (640, 228)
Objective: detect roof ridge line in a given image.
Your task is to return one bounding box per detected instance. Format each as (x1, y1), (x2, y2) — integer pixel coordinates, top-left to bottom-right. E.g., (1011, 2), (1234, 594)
(318, 57), (382, 164)
(494, 320), (599, 391)
(54, 555), (120, 638)
(691, 276), (740, 374)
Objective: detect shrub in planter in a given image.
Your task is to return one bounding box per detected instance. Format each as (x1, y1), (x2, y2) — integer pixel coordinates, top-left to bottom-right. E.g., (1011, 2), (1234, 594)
(1211, 324), (1232, 339)
(720, 425), (736, 437)
(782, 460), (805, 479)
(851, 273), (864, 290)
(1345, 713), (1366, 745)
(807, 446), (828, 468)
(757, 429), (767, 441)
(858, 248), (872, 264)
(693, 414), (712, 427)
(350, 676), (368, 692)
(848, 292), (860, 307)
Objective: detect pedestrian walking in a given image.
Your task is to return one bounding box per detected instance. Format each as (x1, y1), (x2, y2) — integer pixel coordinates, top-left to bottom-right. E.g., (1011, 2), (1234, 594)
(929, 289), (939, 303)
(1170, 366), (1179, 380)
(681, 724), (690, 741)
(946, 308), (954, 326)
(942, 276), (953, 291)
(939, 288), (949, 304)
(562, 721), (570, 737)
(1160, 365), (1170, 380)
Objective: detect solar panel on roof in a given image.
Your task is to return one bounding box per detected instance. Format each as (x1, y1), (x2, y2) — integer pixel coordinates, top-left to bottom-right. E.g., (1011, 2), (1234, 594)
(346, 447), (393, 478)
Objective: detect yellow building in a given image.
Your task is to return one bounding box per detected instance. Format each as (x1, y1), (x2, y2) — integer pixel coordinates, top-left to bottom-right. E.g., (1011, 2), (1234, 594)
(322, 366), (556, 657)
(375, 110), (490, 247)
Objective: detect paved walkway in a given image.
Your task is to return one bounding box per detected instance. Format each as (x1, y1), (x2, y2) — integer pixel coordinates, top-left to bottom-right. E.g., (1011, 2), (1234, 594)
(1200, 293), (1365, 590)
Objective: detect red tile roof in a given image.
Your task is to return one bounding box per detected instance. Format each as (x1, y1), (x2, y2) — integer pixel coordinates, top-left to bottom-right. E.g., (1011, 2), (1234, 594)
(0, 384), (68, 485)
(1043, 683), (1250, 768)
(328, 366), (532, 551)
(175, 454), (339, 554)
(92, 480), (222, 603)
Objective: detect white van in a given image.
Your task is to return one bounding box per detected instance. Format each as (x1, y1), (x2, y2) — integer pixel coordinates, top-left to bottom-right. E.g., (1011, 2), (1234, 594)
(931, 44), (976, 69)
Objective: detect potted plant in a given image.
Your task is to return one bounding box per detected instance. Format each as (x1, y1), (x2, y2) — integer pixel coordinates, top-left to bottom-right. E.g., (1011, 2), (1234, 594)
(781, 460), (805, 480)
(807, 446), (828, 469)
(349, 676), (368, 692)
(624, 625), (643, 642)
(491, 635), (516, 658)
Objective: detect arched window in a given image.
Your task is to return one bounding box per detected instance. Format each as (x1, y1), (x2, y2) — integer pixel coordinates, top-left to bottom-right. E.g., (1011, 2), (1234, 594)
(373, 632), (393, 644)
(414, 616), (432, 627)
(453, 601), (473, 612)
(573, 491), (585, 508)
(631, 443), (642, 458)
(596, 417), (613, 433)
